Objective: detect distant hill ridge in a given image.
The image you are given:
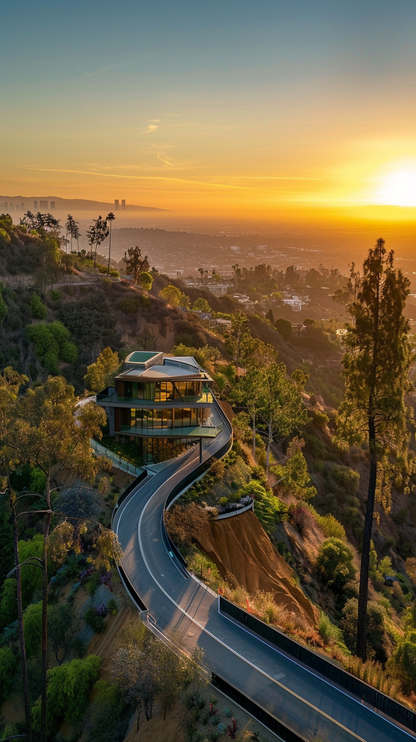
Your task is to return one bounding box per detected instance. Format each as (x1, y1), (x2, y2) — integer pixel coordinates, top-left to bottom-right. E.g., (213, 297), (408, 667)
(0, 196), (167, 212)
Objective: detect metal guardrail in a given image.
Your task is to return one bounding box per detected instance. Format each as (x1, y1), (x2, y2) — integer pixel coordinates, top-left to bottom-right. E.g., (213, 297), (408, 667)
(215, 499), (254, 520)
(118, 565), (148, 612)
(160, 398), (233, 576)
(90, 438), (143, 476)
(212, 672), (308, 742)
(219, 596), (416, 735)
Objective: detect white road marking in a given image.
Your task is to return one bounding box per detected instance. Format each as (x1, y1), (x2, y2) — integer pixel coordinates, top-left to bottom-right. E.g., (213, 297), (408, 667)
(136, 491), (367, 742)
(115, 418), (414, 742)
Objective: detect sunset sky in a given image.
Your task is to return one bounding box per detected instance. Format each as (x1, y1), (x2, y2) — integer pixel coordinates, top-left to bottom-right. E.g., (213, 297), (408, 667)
(2, 0), (416, 220)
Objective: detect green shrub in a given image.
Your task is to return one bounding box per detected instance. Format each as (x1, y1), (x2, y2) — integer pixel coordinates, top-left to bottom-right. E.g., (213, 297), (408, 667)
(0, 579), (18, 629)
(107, 598), (118, 615)
(318, 613), (332, 644)
(137, 271), (153, 291)
(317, 514), (346, 541)
(29, 292), (47, 319)
(82, 679), (126, 742)
(29, 466), (47, 494)
(275, 318), (292, 340)
(0, 647), (17, 703)
(23, 601), (43, 658)
(341, 598), (387, 661)
(48, 320), (70, 346)
(316, 538), (356, 592)
(26, 321), (77, 372)
(0, 228), (11, 247)
(60, 340), (78, 363)
(390, 631), (416, 692)
(43, 349), (60, 375)
(236, 480), (287, 532)
(85, 607), (106, 634)
(117, 298), (139, 315)
(32, 655), (102, 735)
(19, 534), (44, 606)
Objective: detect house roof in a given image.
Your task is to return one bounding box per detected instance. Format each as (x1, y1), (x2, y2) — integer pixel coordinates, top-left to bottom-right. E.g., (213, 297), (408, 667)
(115, 354), (211, 382)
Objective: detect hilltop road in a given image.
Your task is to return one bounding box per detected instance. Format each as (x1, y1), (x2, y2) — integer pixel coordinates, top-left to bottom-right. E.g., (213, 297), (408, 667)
(114, 402), (414, 742)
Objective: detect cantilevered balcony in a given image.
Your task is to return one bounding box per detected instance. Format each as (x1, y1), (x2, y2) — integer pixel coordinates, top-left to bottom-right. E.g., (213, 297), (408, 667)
(96, 388), (213, 407)
(119, 423), (222, 438)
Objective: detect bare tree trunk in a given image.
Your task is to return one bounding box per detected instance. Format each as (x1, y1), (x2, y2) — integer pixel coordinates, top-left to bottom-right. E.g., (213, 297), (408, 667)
(107, 222), (112, 276)
(12, 500), (32, 742)
(356, 416), (377, 661)
(40, 477), (51, 742)
(252, 412), (256, 461)
(266, 421), (272, 475)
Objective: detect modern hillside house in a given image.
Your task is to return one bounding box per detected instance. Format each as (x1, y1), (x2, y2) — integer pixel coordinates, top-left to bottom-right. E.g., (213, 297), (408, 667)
(96, 351), (221, 464)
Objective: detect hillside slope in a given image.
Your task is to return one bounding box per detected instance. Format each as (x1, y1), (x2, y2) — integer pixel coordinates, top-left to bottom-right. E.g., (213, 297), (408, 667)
(191, 510), (319, 628)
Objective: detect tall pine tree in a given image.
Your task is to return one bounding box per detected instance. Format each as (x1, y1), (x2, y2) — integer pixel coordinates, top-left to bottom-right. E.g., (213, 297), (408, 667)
(338, 239), (413, 660)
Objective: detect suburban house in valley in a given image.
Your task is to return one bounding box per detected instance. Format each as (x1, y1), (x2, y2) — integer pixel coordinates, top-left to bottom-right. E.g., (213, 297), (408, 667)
(96, 351), (221, 464)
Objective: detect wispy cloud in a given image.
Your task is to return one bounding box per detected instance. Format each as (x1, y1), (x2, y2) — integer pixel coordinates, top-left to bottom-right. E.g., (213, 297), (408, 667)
(28, 168), (260, 190)
(157, 152), (174, 167)
(144, 119), (161, 134)
(77, 69), (93, 77)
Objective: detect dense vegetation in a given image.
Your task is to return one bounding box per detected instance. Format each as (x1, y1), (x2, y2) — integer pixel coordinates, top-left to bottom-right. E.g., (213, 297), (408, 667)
(2, 214), (416, 738)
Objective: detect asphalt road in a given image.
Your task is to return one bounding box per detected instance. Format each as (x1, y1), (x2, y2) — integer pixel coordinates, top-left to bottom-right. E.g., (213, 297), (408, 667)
(114, 401), (414, 742)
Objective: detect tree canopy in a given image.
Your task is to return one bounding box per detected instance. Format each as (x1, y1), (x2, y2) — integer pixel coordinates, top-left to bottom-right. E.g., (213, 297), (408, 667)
(337, 239), (413, 660)
(159, 284), (189, 308)
(84, 347), (120, 393)
(124, 246), (150, 282)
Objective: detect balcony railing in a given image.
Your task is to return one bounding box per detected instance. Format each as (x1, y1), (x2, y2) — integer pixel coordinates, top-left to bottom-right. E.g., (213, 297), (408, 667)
(119, 423), (222, 438)
(97, 391), (213, 406)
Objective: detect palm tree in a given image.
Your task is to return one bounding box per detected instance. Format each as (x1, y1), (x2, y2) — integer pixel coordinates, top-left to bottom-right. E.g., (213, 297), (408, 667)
(106, 212), (115, 275)
(65, 215), (81, 254)
(87, 216), (109, 268)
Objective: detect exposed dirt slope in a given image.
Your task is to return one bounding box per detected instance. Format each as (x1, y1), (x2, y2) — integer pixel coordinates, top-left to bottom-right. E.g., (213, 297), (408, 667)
(194, 510), (319, 628)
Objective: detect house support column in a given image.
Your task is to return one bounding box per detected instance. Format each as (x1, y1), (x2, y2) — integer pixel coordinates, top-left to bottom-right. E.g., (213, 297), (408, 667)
(107, 406), (115, 436)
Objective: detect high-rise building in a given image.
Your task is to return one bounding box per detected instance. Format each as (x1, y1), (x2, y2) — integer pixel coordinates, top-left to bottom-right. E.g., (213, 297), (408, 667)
(50, 201), (55, 210)
(33, 201), (38, 210)
(40, 200), (48, 209)
(114, 199), (119, 210)
(21, 203), (24, 210)
(121, 199), (126, 211)
(4, 203), (8, 210)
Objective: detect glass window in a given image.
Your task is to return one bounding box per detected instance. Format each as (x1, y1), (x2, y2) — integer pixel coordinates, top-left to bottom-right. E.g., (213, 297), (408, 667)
(173, 408), (183, 427)
(155, 382), (175, 402)
(138, 383), (154, 400)
(154, 409), (164, 428)
(164, 408), (173, 427)
(121, 408), (130, 426)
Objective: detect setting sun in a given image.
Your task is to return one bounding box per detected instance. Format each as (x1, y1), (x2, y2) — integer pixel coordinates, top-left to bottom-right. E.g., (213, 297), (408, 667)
(375, 166), (416, 207)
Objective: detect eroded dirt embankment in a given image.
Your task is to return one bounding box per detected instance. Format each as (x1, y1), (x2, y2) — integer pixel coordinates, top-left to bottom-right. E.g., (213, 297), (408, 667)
(193, 510), (319, 628)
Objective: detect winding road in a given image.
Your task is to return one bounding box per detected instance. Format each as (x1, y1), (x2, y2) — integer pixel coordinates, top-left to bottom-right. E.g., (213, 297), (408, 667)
(114, 400), (414, 742)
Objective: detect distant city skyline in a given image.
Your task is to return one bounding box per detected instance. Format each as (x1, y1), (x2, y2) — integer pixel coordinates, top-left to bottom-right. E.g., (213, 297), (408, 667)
(0, 195), (167, 213)
(2, 1), (416, 222)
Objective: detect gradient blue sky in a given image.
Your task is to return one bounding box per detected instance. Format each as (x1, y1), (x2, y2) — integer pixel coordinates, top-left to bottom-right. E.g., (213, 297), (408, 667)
(2, 0), (416, 217)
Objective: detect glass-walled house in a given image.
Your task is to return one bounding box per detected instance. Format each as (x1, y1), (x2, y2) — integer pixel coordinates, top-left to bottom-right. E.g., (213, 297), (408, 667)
(96, 351), (220, 464)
